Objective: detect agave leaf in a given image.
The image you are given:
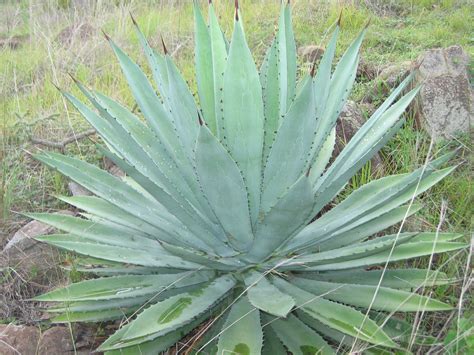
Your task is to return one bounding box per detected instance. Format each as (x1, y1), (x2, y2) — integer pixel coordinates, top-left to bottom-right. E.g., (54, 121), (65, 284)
(47, 296), (150, 313)
(102, 310), (212, 354)
(36, 234), (202, 269)
(191, 312), (229, 354)
(281, 233), (417, 270)
(315, 87), (421, 204)
(52, 308), (137, 323)
(311, 25), (339, 120)
(244, 271), (295, 318)
(299, 268), (454, 289)
(309, 128), (336, 186)
(208, 2), (228, 139)
(260, 2), (297, 160)
(26, 213), (159, 251)
(260, 38), (279, 161)
(306, 241), (468, 271)
(58, 195), (162, 237)
(106, 37), (185, 167)
(33, 152), (188, 241)
(98, 146), (232, 255)
(292, 278), (452, 312)
(217, 296), (263, 355)
(163, 55), (200, 159)
(269, 313), (334, 355)
(195, 125), (254, 252)
(194, 1), (216, 134)
(223, 14), (264, 226)
(35, 272), (213, 302)
(272, 277), (397, 348)
(306, 27), (365, 182)
(278, 2), (297, 116)
(314, 204), (423, 252)
(132, 19), (168, 97)
(91, 91), (213, 220)
(108, 275), (235, 344)
(248, 174), (314, 261)
(288, 155), (457, 252)
(262, 326), (287, 355)
(261, 77), (316, 213)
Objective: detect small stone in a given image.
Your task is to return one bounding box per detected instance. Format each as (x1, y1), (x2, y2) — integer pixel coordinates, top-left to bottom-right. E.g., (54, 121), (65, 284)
(414, 45), (473, 140)
(56, 23), (94, 46)
(38, 326), (75, 354)
(298, 45), (325, 63)
(103, 157), (125, 177)
(1, 210), (75, 286)
(0, 324), (40, 355)
(363, 61), (412, 103)
(68, 182), (92, 196)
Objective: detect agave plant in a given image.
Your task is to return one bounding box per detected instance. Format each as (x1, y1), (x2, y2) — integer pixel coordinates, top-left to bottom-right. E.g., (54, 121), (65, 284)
(28, 1), (466, 354)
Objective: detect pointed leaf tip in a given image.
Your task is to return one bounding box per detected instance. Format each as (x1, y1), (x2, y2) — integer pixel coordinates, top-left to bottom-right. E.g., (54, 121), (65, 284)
(197, 111), (204, 126)
(364, 17), (372, 29)
(50, 81), (61, 91)
(337, 9), (343, 26)
(101, 29), (111, 41)
(129, 11), (137, 26)
(306, 168), (311, 177)
(67, 72), (79, 84)
(234, 0), (239, 21)
(160, 35), (168, 55)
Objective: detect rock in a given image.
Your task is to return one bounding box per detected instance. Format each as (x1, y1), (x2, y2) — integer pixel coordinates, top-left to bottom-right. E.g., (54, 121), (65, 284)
(38, 326), (75, 354)
(357, 58), (378, 81)
(0, 325), (88, 355)
(379, 61), (412, 88)
(0, 34), (29, 50)
(68, 181), (92, 196)
(103, 156), (125, 178)
(1, 211), (75, 282)
(335, 101), (384, 174)
(2, 210), (74, 255)
(56, 23), (94, 46)
(363, 61), (412, 103)
(414, 45), (473, 140)
(0, 324), (40, 355)
(298, 45), (324, 63)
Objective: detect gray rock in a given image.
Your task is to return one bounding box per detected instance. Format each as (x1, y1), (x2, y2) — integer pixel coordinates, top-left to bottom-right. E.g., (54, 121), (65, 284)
(0, 324), (40, 355)
(298, 45), (324, 63)
(363, 61), (412, 103)
(1, 211), (75, 282)
(38, 326), (75, 354)
(68, 181), (92, 196)
(3, 210), (74, 254)
(0, 325), (89, 355)
(415, 45), (473, 140)
(335, 101), (384, 175)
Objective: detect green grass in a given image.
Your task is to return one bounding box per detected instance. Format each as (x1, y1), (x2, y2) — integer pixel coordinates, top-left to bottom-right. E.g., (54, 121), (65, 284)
(1, 0), (472, 352)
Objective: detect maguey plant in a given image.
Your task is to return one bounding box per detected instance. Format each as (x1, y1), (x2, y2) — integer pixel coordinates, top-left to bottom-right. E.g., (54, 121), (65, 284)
(28, 1), (467, 354)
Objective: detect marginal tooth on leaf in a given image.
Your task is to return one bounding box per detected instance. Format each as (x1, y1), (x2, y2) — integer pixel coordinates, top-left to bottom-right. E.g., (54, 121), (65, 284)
(198, 111), (204, 126)
(310, 61), (316, 77)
